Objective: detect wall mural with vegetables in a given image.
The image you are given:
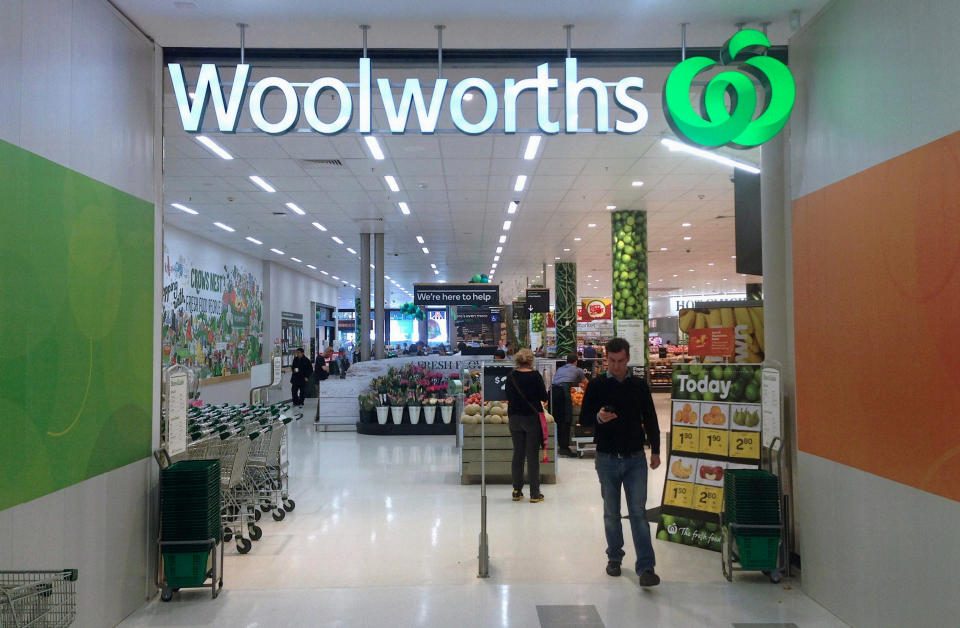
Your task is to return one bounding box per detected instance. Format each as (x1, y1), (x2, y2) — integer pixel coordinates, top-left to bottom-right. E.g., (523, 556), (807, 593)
(610, 211), (649, 365)
(555, 262), (578, 356)
(162, 231), (264, 379)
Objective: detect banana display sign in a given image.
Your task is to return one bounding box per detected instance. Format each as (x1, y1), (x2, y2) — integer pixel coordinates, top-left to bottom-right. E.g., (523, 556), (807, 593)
(656, 363), (763, 552)
(678, 301), (764, 363)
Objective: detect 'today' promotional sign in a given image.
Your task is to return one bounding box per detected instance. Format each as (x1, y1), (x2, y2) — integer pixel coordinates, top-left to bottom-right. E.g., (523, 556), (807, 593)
(657, 362), (764, 552)
(169, 29), (792, 147)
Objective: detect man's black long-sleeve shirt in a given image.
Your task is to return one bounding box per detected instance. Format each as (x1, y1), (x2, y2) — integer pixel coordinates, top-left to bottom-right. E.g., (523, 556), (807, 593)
(580, 374), (660, 455)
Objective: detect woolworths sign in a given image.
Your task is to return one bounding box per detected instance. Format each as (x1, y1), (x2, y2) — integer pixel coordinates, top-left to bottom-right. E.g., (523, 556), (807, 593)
(170, 29), (792, 147)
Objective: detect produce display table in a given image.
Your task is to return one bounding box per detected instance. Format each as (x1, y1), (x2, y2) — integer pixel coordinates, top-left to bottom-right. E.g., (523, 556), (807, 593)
(459, 423), (557, 485)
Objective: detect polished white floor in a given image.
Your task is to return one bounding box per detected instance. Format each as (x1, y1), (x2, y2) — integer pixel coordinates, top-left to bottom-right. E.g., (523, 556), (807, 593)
(120, 396), (846, 627)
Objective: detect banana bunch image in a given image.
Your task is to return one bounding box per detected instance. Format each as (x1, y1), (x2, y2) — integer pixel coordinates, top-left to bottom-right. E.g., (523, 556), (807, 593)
(678, 305), (764, 363)
(671, 459), (694, 479)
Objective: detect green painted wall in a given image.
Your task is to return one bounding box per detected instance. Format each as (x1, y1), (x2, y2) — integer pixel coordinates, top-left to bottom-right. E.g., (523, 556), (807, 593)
(555, 262), (577, 356)
(0, 139), (154, 511)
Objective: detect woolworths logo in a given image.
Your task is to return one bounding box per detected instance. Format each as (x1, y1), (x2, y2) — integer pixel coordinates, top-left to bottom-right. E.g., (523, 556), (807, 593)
(663, 29), (795, 148)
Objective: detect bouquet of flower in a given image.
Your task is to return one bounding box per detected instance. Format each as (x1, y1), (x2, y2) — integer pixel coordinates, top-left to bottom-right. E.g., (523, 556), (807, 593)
(387, 393), (405, 407)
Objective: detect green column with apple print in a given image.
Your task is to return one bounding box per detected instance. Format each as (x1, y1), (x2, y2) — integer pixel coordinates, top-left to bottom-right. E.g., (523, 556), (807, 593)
(555, 262), (577, 357)
(610, 211), (649, 365)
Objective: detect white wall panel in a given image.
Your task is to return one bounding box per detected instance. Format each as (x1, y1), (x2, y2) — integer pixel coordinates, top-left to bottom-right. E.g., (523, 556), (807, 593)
(790, 0), (960, 199)
(268, 262), (340, 351)
(797, 453), (960, 626)
(5, 459), (150, 628)
(0, 1), (22, 144)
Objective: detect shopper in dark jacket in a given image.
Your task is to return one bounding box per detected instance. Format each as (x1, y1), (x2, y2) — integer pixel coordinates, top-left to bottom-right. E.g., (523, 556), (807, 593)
(580, 337), (661, 587)
(504, 348), (549, 503)
(290, 348), (312, 407)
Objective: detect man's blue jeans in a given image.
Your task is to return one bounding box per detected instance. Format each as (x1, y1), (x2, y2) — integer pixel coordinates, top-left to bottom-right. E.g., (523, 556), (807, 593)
(595, 451), (656, 573)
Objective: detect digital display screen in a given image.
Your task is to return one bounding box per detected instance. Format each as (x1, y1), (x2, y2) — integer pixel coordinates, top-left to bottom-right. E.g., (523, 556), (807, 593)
(389, 313), (420, 343)
(427, 310), (448, 345)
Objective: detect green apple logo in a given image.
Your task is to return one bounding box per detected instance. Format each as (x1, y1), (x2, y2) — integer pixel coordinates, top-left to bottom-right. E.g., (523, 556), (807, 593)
(663, 29), (795, 148)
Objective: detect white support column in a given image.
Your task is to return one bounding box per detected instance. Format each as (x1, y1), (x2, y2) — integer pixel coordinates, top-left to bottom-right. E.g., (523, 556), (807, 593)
(374, 233), (385, 360)
(360, 233), (371, 361)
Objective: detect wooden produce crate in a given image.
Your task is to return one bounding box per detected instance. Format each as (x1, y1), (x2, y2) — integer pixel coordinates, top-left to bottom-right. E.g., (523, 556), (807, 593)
(459, 423), (557, 485)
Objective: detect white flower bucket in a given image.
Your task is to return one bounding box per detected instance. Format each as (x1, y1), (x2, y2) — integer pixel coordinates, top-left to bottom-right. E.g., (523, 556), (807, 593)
(423, 405), (437, 424)
(440, 405), (453, 424)
(390, 406), (404, 424)
(376, 406), (389, 425)
(408, 405), (421, 424)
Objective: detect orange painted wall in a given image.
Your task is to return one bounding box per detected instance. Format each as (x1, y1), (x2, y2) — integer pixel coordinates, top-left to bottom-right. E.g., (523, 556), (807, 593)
(793, 131), (960, 503)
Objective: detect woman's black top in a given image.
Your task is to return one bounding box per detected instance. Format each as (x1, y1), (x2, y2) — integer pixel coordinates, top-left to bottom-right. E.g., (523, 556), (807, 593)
(505, 370), (549, 416)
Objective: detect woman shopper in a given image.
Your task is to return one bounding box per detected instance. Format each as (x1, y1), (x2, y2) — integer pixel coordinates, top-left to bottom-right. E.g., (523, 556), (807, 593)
(505, 349), (549, 503)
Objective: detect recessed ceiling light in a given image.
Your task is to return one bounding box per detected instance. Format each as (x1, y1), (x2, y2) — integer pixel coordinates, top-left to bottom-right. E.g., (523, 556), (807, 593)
(364, 136), (385, 160)
(587, 275), (592, 278)
(548, 263), (553, 266)
(682, 222), (692, 227)
(398, 202), (410, 215)
(350, 283), (357, 288)
(342, 280), (348, 285)
(384, 175), (400, 192)
(245, 236), (262, 245)
(673, 274), (679, 277)
(507, 201), (519, 215)
(574, 237), (582, 241)
(332, 236), (344, 245)
(370, 264), (375, 269)
(706, 282), (711, 285)
(171, 203), (198, 215)
(307, 264), (317, 270)
(631, 180), (644, 187)
(722, 278), (727, 281)
(249, 175), (275, 193)
(312, 222), (327, 231)
(708, 262), (715, 266)
(683, 236), (692, 240)
(563, 248), (570, 252)
(270, 248), (285, 255)
(514, 175), (527, 192)
(421, 247), (429, 254)
(195, 135), (233, 160)
(731, 255), (737, 259)
(555, 257), (560, 260)
(332, 275), (340, 280)
(346, 247), (357, 255)
(499, 235), (507, 244)
(290, 257), (302, 263)
(321, 270), (329, 275)
(416, 235), (425, 244)
(588, 223), (596, 228)
(659, 247), (668, 251)
(463, 93), (474, 102)
(438, 279), (446, 283)
(286, 202), (305, 215)
(606, 205), (616, 210)
(496, 246), (503, 254)
(491, 263), (497, 269)
(434, 269), (439, 275)
(385, 275), (391, 279)
(493, 256), (499, 262)
(689, 268), (695, 272)
(502, 220), (512, 231)
(658, 278), (663, 282)
(523, 135), (542, 160)
(213, 222), (235, 232)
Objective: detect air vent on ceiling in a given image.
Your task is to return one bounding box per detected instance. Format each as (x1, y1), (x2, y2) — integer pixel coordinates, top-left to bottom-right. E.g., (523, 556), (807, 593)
(272, 211), (285, 215)
(715, 215), (734, 220)
(301, 159), (343, 167)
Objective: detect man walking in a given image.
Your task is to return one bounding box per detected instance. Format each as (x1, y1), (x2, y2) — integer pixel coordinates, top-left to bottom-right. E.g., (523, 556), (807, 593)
(580, 338), (661, 587)
(290, 347), (312, 408)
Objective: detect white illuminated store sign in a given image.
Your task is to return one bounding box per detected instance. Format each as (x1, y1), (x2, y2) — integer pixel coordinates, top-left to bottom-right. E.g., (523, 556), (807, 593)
(169, 59), (649, 135)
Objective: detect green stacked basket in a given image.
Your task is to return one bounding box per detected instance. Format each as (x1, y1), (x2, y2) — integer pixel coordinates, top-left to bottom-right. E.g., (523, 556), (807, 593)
(161, 459), (221, 588)
(724, 469), (781, 570)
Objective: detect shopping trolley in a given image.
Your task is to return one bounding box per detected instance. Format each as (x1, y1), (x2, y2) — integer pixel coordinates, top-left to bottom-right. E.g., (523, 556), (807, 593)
(0, 569), (77, 627)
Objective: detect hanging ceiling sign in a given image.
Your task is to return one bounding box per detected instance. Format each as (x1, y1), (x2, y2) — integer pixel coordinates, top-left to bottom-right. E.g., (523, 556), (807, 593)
(414, 283), (498, 306)
(168, 58), (648, 136)
(663, 30), (795, 148)
(525, 289), (550, 313)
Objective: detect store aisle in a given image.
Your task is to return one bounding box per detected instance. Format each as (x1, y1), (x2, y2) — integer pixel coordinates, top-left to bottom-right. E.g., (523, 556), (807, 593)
(121, 419), (845, 627)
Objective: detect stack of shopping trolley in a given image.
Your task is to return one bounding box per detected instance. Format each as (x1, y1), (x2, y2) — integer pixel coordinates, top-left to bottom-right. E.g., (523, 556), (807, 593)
(155, 402), (302, 600)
